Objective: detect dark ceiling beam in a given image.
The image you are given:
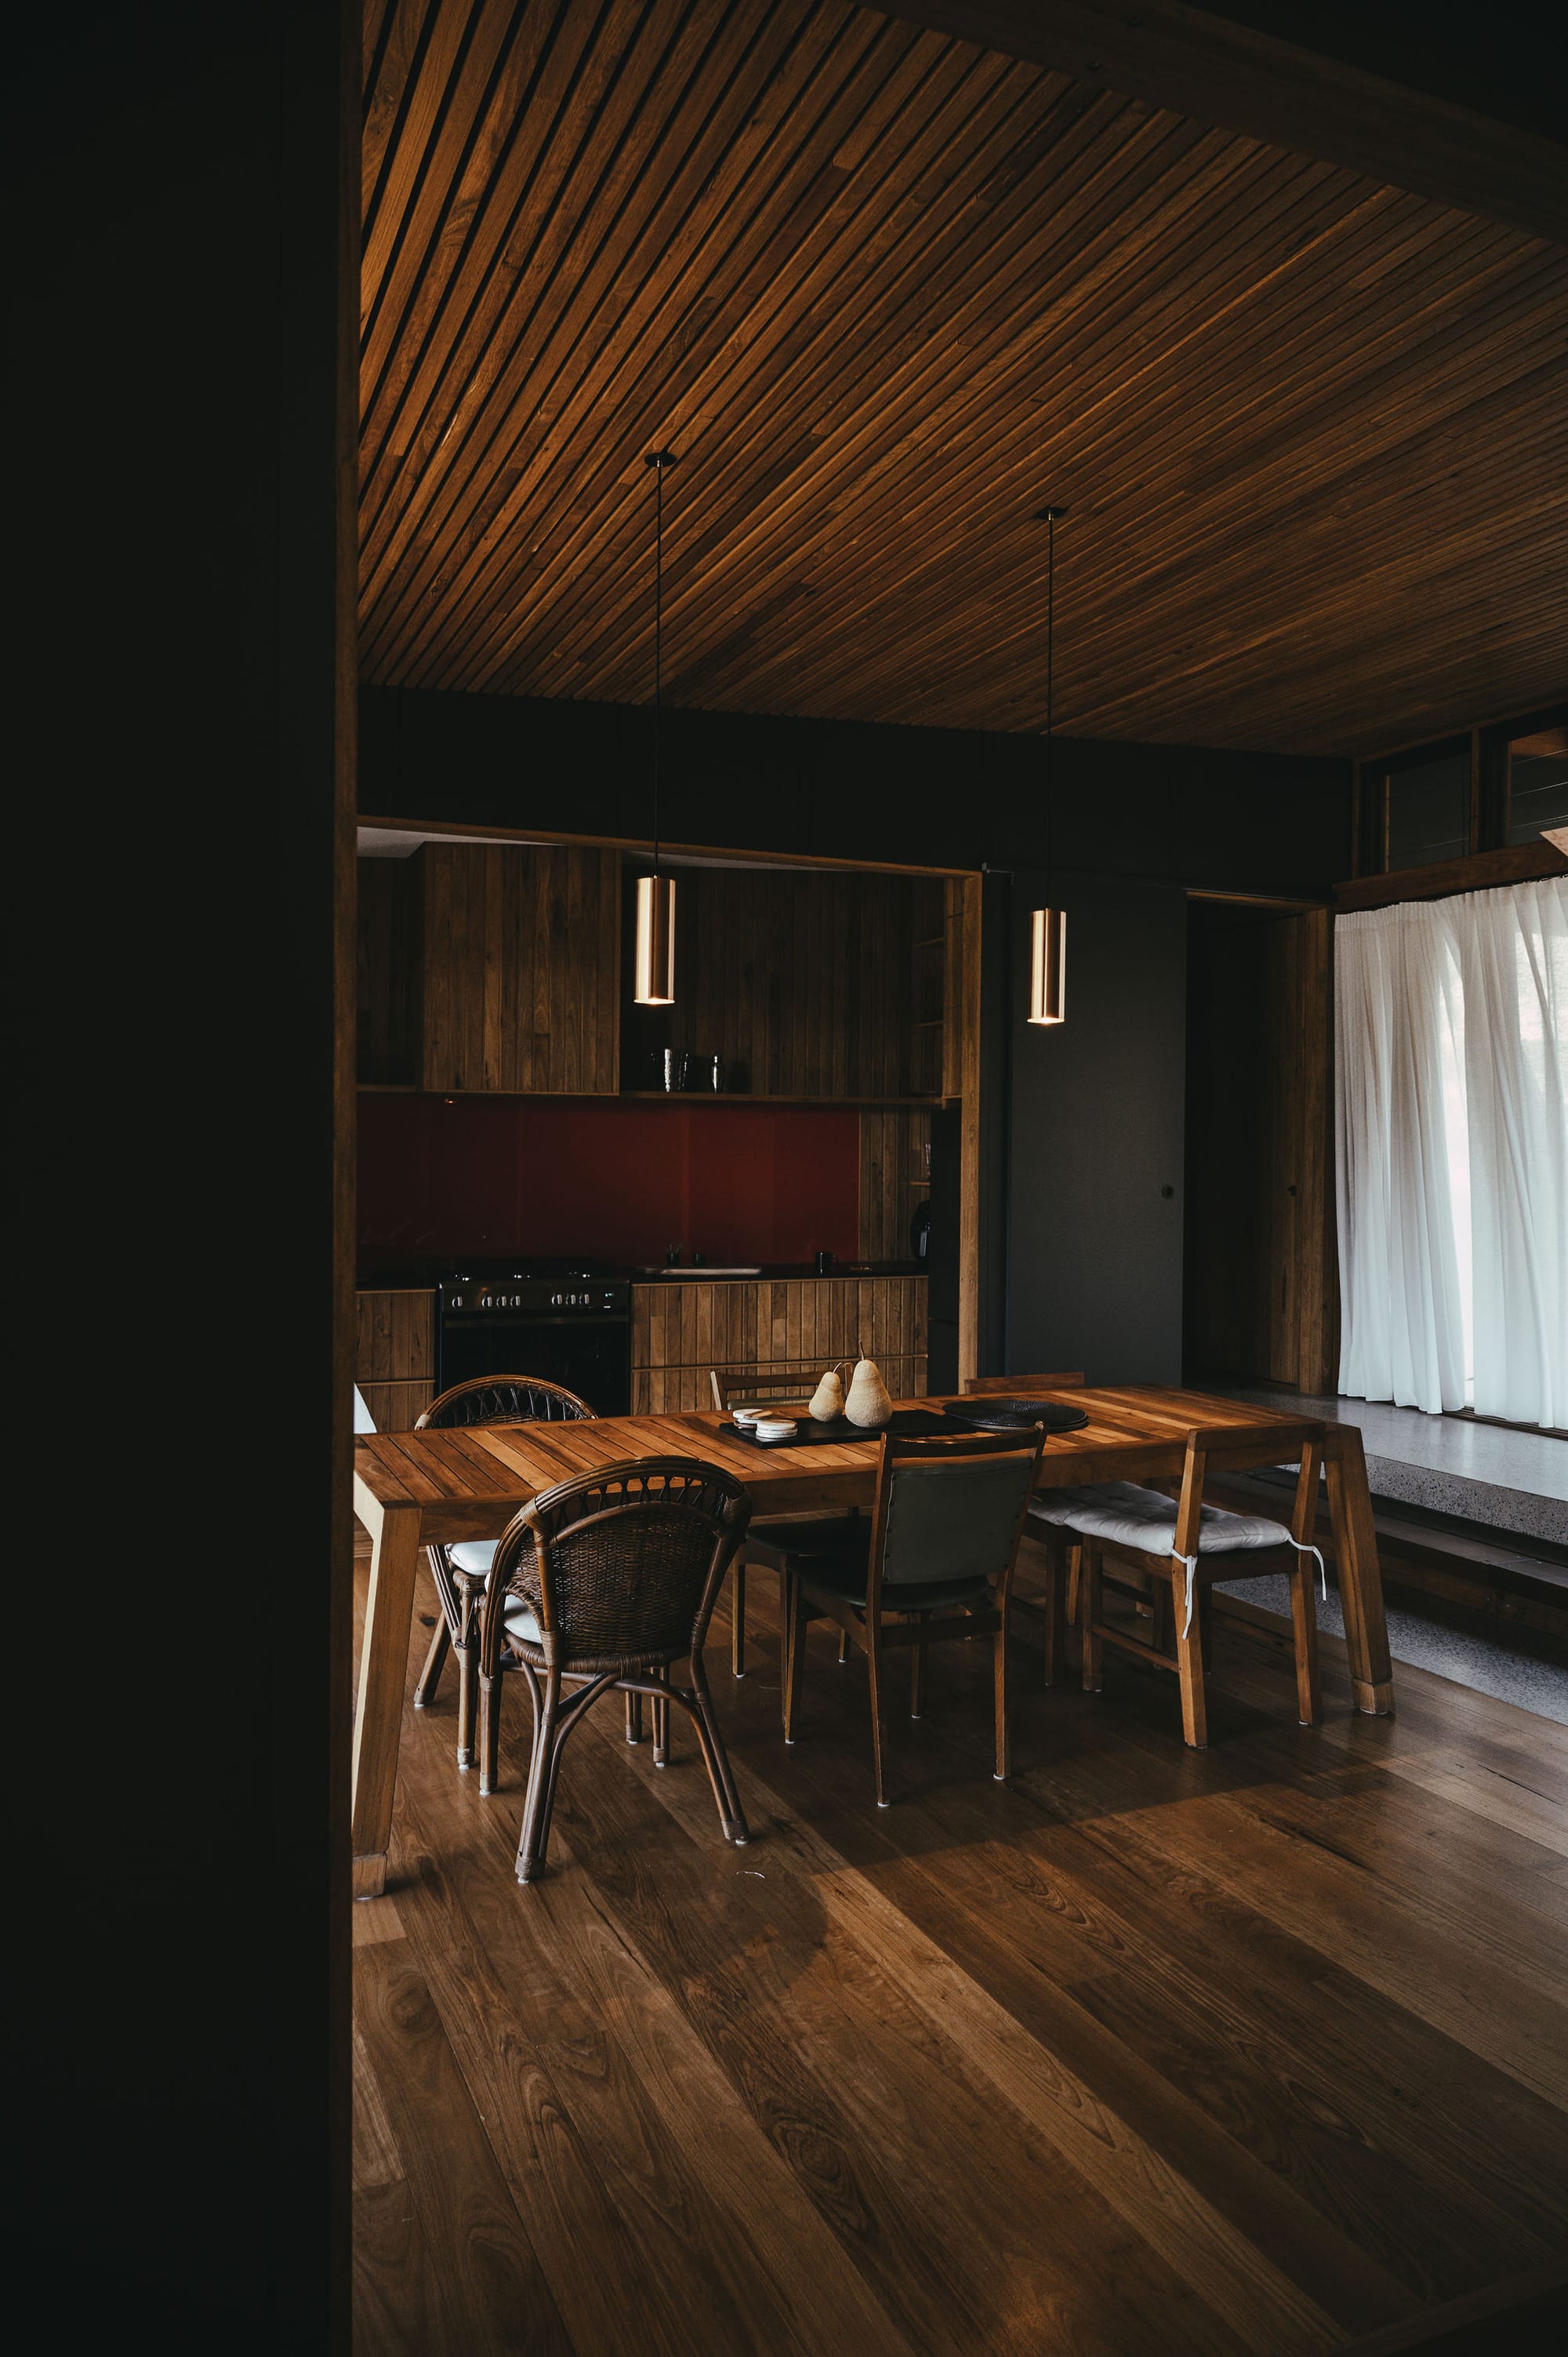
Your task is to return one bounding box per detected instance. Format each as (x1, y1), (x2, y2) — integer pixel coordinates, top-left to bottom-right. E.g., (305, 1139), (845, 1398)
(871, 1), (1568, 246)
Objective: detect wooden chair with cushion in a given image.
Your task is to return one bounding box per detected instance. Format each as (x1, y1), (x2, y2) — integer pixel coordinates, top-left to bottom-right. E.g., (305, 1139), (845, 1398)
(782, 1424), (1046, 1807)
(709, 1363), (857, 1676)
(1030, 1421), (1327, 1747)
(475, 1457), (753, 1880)
(412, 1375), (596, 1773)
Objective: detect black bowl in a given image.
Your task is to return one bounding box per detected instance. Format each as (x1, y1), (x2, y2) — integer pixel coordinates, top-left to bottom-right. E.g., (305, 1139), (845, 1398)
(942, 1397), (1090, 1434)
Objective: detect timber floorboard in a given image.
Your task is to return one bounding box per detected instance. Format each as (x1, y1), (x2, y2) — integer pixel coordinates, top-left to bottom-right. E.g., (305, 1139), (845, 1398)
(351, 1549), (1568, 2354)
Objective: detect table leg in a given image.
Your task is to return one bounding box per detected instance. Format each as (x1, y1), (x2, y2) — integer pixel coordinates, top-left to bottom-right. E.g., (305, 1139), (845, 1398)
(1323, 1426), (1394, 1716)
(351, 1503), (423, 1898)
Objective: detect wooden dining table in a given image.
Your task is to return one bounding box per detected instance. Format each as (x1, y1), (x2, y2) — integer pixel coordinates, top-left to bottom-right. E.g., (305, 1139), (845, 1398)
(350, 1386), (1392, 1898)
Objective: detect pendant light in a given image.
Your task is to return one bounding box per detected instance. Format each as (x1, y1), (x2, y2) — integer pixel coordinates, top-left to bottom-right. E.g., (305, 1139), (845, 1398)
(1028, 504), (1068, 1026)
(634, 449), (677, 1005)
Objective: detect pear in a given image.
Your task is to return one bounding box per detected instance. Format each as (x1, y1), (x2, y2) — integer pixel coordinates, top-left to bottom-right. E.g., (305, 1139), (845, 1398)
(844, 1356), (893, 1428)
(808, 1368), (845, 1422)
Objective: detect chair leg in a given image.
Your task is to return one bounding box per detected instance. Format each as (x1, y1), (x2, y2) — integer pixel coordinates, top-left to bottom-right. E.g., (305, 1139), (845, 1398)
(624, 1690), (643, 1745)
(837, 1627), (850, 1665)
(1289, 1556), (1323, 1727)
(454, 1581), (481, 1771)
(993, 1601), (1011, 1781)
(1065, 1542), (1082, 1629)
(909, 1614), (928, 1718)
(731, 1560), (747, 1677)
(413, 1613), (451, 1709)
(515, 1669), (563, 1882)
(866, 1612), (888, 1808)
(688, 1649), (749, 1843)
(1080, 1548), (1103, 1693)
(1042, 1533), (1067, 1687)
(477, 1659), (505, 1796)
(783, 1575), (807, 1742)
(1172, 1567), (1209, 1749)
(652, 1666), (670, 1766)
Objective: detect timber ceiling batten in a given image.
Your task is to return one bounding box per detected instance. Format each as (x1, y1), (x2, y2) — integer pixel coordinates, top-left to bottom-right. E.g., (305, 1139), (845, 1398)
(360, 0), (1568, 755)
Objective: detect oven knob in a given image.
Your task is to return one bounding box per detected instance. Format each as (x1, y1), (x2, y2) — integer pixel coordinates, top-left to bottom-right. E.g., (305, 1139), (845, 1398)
(511, 1293), (523, 1307)
(551, 1291), (563, 1306)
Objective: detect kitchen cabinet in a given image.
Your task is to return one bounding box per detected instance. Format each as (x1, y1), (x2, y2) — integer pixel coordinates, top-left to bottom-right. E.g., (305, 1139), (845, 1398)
(421, 843), (621, 1093)
(628, 866), (949, 1099)
(631, 1274), (927, 1413)
(355, 1287), (436, 1432)
(357, 842), (621, 1093)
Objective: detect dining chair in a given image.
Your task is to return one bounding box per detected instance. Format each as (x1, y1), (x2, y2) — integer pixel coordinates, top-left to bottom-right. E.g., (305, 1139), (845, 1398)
(709, 1362), (858, 1677)
(962, 1371), (1090, 1680)
(782, 1425), (1046, 1807)
(1029, 1422), (1327, 1747)
(475, 1456), (753, 1880)
(411, 1374), (597, 1773)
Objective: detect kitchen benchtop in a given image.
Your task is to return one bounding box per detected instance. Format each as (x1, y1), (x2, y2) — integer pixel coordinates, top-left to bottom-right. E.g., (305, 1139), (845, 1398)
(357, 1259), (924, 1289)
(633, 1261), (923, 1282)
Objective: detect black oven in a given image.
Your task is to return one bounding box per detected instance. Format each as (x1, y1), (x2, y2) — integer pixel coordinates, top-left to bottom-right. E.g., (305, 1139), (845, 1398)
(437, 1262), (631, 1417)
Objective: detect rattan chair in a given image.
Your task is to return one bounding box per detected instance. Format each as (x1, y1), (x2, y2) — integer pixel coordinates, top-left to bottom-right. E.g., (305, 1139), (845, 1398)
(476, 1456), (753, 1882)
(412, 1375), (596, 1773)
(709, 1363), (860, 1676)
(1031, 1422), (1327, 1747)
(782, 1425), (1046, 1807)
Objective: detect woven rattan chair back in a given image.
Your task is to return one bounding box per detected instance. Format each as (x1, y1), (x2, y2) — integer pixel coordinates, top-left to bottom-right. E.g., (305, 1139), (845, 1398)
(410, 1374), (599, 1769)
(486, 1457), (753, 1676)
(417, 1374), (596, 1429)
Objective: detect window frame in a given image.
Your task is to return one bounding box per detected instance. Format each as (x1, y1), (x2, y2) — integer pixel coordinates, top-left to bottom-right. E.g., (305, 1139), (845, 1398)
(1354, 699), (1568, 877)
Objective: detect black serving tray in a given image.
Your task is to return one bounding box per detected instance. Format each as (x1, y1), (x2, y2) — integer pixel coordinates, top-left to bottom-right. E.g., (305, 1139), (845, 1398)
(728, 1408), (959, 1448)
(942, 1397), (1090, 1434)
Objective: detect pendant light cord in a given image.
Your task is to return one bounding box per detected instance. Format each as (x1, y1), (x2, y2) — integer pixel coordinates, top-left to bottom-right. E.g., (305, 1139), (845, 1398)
(653, 455), (663, 878)
(1046, 508), (1054, 882)
(1034, 502), (1065, 887)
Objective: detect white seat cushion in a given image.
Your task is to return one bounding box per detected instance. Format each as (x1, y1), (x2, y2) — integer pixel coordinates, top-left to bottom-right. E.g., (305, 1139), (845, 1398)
(502, 1597), (542, 1646)
(448, 1540), (498, 1578)
(1029, 1480), (1290, 1556)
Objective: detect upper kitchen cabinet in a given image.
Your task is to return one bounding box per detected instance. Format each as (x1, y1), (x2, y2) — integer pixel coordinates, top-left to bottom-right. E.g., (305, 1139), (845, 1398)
(628, 866), (953, 1100)
(358, 841), (621, 1094)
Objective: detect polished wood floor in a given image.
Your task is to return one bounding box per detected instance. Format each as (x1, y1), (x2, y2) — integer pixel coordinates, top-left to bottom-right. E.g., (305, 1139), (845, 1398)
(351, 1544), (1568, 2355)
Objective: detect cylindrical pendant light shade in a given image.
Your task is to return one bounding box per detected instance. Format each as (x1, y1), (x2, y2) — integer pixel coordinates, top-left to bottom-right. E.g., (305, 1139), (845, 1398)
(634, 871), (677, 1005)
(1028, 906), (1066, 1025)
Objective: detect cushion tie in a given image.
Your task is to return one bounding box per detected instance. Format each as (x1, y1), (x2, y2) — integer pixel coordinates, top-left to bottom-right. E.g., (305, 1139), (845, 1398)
(1174, 1553), (1199, 1638)
(1175, 1539), (1325, 1640)
(1288, 1538), (1329, 1601)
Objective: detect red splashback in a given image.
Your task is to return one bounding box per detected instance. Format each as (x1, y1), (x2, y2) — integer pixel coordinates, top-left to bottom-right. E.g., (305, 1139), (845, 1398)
(358, 1093), (862, 1269)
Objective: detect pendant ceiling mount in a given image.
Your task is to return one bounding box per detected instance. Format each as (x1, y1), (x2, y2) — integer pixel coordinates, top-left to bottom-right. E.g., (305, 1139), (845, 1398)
(635, 451), (679, 1007)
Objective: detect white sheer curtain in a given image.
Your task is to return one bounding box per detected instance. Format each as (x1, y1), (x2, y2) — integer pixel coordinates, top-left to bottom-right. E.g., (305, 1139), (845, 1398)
(1335, 877), (1567, 1428)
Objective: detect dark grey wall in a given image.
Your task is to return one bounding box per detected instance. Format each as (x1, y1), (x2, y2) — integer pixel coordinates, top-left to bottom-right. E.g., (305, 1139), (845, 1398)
(361, 685), (1352, 899)
(1005, 870), (1189, 1386)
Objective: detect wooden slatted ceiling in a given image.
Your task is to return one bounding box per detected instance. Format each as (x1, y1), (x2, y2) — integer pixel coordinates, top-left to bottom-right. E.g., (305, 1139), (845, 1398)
(359, 0), (1567, 758)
